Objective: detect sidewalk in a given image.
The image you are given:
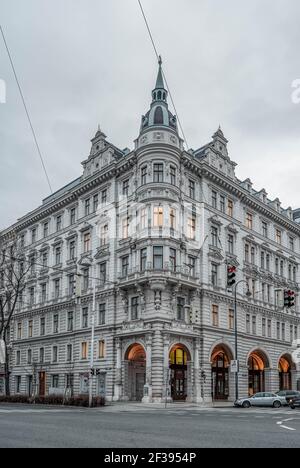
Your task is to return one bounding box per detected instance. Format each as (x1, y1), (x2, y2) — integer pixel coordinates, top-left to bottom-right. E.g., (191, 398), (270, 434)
(102, 401), (235, 412)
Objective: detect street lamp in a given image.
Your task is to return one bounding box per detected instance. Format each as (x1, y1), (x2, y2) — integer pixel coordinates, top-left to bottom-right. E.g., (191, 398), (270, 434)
(233, 280), (252, 402)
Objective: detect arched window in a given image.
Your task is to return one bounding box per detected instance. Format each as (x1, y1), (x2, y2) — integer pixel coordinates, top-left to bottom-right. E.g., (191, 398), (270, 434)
(154, 106), (164, 125)
(157, 91), (162, 100)
(163, 92), (166, 100)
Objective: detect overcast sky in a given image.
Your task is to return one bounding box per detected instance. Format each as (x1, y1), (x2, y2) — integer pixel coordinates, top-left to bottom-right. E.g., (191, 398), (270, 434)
(1, 0), (300, 230)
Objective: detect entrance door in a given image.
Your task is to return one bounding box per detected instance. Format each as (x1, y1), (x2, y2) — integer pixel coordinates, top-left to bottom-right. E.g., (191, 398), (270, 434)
(171, 368), (187, 401)
(27, 375), (33, 397)
(39, 372), (46, 396)
(135, 373), (145, 401)
(212, 351), (229, 400)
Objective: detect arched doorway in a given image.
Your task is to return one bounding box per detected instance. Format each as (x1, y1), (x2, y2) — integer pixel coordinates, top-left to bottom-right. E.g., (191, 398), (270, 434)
(248, 350), (269, 396)
(125, 343), (146, 401)
(169, 344), (191, 401)
(279, 355), (294, 391)
(211, 345), (233, 400)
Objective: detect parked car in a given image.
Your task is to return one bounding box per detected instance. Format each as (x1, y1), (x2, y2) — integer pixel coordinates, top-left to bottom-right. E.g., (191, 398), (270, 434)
(234, 392), (286, 408)
(275, 390), (300, 405)
(288, 396), (300, 409)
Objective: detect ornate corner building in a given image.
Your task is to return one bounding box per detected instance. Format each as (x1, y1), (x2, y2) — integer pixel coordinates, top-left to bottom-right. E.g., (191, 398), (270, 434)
(1, 61), (300, 403)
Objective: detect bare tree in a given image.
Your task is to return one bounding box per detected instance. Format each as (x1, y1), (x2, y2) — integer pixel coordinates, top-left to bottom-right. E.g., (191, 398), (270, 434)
(0, 235), (31, 395)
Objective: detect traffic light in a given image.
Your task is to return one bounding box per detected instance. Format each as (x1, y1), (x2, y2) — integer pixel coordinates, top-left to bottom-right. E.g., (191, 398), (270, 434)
(96, 369), (101, 376)
(90, 368), (95, 376)
(284, 290), (295, 309)
(227, 265), (237, 289)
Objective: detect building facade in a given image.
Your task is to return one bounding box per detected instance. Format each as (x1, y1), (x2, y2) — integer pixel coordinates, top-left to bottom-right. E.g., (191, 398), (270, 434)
(1, 61), (300, 403)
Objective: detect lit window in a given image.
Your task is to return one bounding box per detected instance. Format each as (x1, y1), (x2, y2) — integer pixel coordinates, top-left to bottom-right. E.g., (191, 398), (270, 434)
(187, 217), (196, 240)
(153, 207), (164, 227)
(212, 305), (219, 327)
(81, 342), (88, 360)
(83, 232), (91, 253)
(99, 340), (106, 359)
(276, 229), (282, 245)
(246, 212), (253, 230)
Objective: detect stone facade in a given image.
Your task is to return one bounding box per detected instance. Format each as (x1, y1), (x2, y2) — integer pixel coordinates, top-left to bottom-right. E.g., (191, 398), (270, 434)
(1, 61), (300, 403)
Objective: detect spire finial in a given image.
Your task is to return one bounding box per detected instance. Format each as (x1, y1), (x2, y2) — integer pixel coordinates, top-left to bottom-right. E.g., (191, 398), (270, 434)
(158, 55), (162, 66)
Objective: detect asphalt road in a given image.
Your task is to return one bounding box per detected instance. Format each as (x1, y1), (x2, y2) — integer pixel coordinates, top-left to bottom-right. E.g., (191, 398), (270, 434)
(0, 404), (300, 448)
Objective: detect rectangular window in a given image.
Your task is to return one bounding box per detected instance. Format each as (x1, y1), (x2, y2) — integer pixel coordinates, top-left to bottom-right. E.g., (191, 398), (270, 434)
(99, 262), (107, 284)
(122, 179), (129, 196)
(41, 283), (47, 302)
(220, 195), (225, 213)
(81, 342), (88, 360)
(122, 217), (130, 239)
(212, 190), (217, 209)
(53, 314), (59, 334)
(99, 340), (106, 359)
(212, 305), (219, 327)
(262, 221), (268, 238)
(228, 309), (234, 330)
(42, 251), (48, 268)
(289, 237), (295, 252)
(82, 308), (89, 329)
(246, 212), (253, 230)
(153, 163), (164, 182)
(262, 318), (266, 337)
(131, 297), (139, 320)
(187, 216), (196, 240)
(67, 311), (74, 332)
(52, 346), (58, 363)
(100, 224), (108, 246)
(227, 199), (233, 217)
(267, 319), (272, 338)
(141, 208), (147, 229)
(55, 246), (61, 265)
(16, 350), (21, 365)
(121, 256), (129, 277)
(68, 274), (75, 296)
(56, 215), (62, 232)
(101, 189), (107, 204)
(276, 229), (282, 245)
(189, 180), (195, 199)
(141, 166), (147, 185)
(54, 279), (60, 299)
(83, 268), (89, 291)
(40, 318), (45, 336)
(140, 248), (147, 271)
(277, 322), (281, 340)
(252, 316), (257, 335)
(153, 207), (164, 227)
(282, 323), (286, 341)
(170, 208), (176, 231)
(153, 246), (163, 270)
(295, 326), (298, 341)
(93, 194), (99, 213)
(188, 256), (196, 276)
(69, 240), (75, 260)
(177, 297), (185, 321)
(169, 248), (176, 272)
(27, 349), (32, 365)
(246, 314), (251, 334)
(227, 234), (234, 254)
(211, 264), (218, 286)
(39, 348), (44, 364)
(31, 228), (37, 244)
(99, 303), (106, 325)
(43, 222), (49, 238)
(67, 344), (73, 362)
(170, 166), (176, 185)
(29, 287), (35, 305)
(211, 226), (218, 247)
(52, 375), (59, 388)
(83, 232), (91, 253)
(28, 320), (33, 338)
(85, 199), (90, 216)
(70, 208), (76, 225)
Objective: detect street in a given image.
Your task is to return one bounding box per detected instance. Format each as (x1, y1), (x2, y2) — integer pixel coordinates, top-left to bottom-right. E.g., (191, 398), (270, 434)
(0, 403), (300, 448)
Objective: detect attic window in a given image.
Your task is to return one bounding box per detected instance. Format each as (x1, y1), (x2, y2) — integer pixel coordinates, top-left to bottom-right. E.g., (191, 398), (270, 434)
(96, 145), (99, 150)
(154, 106), (163, 125)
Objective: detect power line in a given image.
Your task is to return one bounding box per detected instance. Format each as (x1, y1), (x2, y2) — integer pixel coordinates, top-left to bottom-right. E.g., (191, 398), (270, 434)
(137, 0), (189, 150)
(0, 25), (53, 194)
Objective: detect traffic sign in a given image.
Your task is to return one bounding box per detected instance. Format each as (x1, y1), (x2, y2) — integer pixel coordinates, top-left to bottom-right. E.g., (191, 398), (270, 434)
(230, 360), (239, 373)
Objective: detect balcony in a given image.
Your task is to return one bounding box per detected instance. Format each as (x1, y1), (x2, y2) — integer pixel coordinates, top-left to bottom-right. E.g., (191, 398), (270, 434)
(117, 262), (200, 285)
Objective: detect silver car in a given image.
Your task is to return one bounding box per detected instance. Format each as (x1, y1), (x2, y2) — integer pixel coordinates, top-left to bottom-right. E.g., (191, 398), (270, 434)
(234, 392), (287, 408)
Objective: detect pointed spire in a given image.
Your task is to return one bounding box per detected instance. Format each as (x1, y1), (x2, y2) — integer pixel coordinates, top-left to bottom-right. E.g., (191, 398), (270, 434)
(155, 55), (165, 90)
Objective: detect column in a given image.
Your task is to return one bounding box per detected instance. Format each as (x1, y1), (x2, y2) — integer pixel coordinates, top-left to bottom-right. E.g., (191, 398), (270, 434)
(162, 333), (172, 402)
(192, 340), (203, 404)
(113, 339), (123, 401)
(151, 327), (164, 402)
(142, 334), (153, 403)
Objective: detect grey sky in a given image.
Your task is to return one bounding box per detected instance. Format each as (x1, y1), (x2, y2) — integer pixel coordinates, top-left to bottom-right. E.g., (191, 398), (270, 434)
(1, 0), (300, 230)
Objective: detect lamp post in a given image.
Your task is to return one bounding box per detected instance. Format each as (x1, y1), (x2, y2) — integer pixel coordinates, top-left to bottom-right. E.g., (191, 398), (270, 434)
(233, 280), (252, 402)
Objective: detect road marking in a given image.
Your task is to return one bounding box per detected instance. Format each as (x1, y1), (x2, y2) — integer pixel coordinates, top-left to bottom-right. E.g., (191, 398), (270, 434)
(280, 425), (296, 431)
